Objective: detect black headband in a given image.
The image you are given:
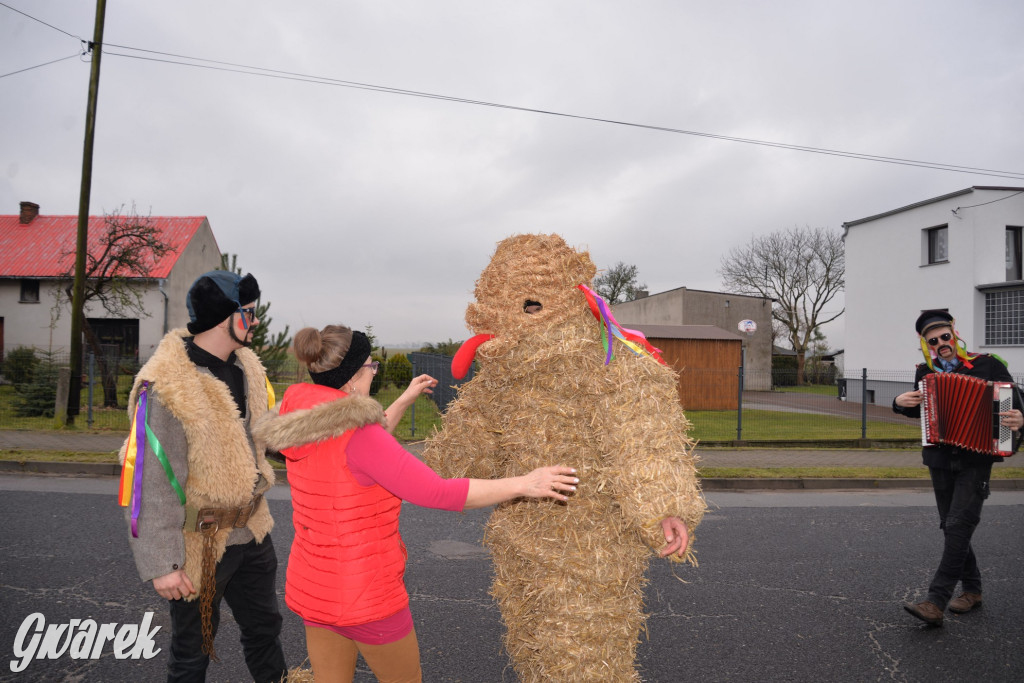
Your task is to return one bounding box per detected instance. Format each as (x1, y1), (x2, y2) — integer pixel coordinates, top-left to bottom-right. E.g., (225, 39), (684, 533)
(308, 331), (372, 390)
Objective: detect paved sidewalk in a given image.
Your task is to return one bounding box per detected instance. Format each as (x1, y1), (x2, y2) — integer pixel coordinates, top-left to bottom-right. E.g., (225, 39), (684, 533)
(0, 430), (125, 453)
(0, 430), (926, 465)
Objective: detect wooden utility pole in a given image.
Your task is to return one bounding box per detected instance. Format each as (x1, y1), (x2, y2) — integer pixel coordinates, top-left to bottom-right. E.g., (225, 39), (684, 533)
(68, 0), (107, 423)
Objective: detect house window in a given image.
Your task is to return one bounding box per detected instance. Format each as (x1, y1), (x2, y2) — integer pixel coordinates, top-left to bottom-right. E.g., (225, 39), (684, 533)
(985, 286), (1024, 346)
(19, 279), (39, 303)
(926, 226), (948, 264)
(1007, 226), (1023, 281)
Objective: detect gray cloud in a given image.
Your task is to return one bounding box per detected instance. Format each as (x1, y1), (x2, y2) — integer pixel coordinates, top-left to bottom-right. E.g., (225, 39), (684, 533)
(3, 0), (1022, 349)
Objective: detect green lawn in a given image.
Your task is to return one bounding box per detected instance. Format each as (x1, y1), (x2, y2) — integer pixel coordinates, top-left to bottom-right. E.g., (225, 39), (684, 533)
(0, 382), (917, 443)
(686, 409), (920, 442)
(775, 384), (839, 396)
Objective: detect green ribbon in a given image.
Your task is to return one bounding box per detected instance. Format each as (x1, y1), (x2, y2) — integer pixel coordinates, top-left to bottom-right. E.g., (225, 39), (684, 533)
(145, 421), (186, 506)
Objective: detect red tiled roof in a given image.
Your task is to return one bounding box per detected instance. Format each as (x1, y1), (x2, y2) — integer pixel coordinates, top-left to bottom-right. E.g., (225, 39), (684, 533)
(0, 214), (210, 279)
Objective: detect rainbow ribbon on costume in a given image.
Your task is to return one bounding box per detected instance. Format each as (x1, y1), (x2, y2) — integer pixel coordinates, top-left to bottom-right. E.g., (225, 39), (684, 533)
(577, 283), (666, 366)
(118, 382), (186, 537)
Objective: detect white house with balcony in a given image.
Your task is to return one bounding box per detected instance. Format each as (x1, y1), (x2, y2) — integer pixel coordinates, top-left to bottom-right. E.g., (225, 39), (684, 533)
(842, 186), (1024, 405)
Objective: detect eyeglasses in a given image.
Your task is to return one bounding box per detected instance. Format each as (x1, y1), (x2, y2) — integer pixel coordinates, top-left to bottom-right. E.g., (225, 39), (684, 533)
(362, 361), (380, 375)
(237, 306), (257, 330)
(926, 332), (953, 346)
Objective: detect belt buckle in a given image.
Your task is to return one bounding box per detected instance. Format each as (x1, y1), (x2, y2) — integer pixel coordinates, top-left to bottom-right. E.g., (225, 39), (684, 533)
(198, 509), (219, 536)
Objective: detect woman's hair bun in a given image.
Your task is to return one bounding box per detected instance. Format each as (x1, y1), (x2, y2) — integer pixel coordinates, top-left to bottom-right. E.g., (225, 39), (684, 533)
(293, 327), (323, 365)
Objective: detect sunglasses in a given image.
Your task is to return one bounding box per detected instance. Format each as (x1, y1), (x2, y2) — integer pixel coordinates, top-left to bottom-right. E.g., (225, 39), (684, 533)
(362, 361), (380, 375)
(926, 332), (953, 347)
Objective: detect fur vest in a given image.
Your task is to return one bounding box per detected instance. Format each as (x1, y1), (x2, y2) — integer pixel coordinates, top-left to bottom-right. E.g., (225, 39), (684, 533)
(254, 384), (407, 626)
(124, 329), (275, 598)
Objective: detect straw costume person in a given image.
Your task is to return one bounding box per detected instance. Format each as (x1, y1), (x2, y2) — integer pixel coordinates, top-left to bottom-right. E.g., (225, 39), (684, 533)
(423, 233), (706, 682)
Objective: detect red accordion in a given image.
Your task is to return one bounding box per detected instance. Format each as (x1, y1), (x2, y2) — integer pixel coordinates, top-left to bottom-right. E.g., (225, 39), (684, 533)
(919, 373), (1014, 456)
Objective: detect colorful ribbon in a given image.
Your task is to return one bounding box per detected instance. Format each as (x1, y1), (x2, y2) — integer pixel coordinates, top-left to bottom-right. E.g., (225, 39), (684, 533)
(918, 325), (977, 372)
(265, 377), (276, 410)
(117, 384), (143, 509)
(118, 382), (186, 538)
(577, 284), (666, 366)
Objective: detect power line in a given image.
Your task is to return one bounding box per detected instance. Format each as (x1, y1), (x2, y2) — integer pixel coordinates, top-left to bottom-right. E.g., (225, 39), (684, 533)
(5, 1), (1024, 180)
(0, 1), (80, 39)
(952, 189), (1024, 217)
(0, 52), (81, 80)
(100, 46), (1024, 181)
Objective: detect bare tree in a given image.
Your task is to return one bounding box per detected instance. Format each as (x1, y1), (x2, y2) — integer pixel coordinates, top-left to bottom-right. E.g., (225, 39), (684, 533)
(593, 262), (647, 304)
(719, 226), (844, 384)
(53, 203), (174, 406)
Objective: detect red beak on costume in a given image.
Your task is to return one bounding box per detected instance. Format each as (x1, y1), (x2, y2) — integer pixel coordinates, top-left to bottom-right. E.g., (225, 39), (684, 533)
(452, 333), (495, 380)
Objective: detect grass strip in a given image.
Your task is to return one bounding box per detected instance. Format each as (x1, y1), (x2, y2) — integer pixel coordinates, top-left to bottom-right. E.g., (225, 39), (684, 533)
(0, 448), (288, 469)
(700, 466), (1024, 480)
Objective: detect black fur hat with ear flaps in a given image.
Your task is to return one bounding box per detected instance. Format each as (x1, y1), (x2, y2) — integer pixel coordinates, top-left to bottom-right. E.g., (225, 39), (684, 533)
(186, 271), (260, 334)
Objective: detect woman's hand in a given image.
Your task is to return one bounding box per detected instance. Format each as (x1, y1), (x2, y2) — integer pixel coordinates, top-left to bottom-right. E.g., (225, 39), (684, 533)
(463, 466), (579, 509)
(518, 466), (579, 502)
(403, 374), (438, 399)
(384, 374), (439, 433)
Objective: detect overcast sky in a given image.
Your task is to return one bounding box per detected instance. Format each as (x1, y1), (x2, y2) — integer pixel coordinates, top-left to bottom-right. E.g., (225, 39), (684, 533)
(3, 1), (1023, 349)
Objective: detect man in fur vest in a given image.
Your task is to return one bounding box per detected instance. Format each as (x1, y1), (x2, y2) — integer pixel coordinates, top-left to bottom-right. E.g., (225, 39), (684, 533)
(119, 270), (287, 682)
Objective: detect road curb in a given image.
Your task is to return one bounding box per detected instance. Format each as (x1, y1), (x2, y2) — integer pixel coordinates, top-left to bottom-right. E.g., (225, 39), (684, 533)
(3, 460), (1024, 491)
(701, 478), (1024, 491)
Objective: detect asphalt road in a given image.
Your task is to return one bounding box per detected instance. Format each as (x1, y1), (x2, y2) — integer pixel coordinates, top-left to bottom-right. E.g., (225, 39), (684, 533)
(2, 476), (1024, 682)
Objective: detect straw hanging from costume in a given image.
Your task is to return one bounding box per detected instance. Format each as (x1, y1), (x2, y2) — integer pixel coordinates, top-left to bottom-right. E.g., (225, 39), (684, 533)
(577, 284), (666, 365)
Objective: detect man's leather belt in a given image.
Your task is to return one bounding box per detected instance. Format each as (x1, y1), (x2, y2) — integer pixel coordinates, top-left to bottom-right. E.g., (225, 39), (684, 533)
(185, 493), (264, 536)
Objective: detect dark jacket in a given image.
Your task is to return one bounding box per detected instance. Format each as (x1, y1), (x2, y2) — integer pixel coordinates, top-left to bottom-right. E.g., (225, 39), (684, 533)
(892, 353), (1023, 468)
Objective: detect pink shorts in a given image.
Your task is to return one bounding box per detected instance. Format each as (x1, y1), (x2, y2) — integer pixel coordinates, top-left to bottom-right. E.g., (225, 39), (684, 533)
(304, 607), (414, 646)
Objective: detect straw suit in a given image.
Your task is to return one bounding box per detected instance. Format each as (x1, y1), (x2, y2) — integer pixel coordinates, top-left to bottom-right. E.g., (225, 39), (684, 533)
(424, 234), (706, 682)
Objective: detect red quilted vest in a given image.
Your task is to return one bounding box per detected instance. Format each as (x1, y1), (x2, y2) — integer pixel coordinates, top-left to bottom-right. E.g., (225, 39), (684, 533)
(279, 384), (408, 626)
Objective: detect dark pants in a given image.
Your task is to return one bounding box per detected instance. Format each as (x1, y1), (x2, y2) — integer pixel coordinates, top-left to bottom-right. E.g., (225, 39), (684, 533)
(926, 463), (992, 609)
(167, 535), (287, 683)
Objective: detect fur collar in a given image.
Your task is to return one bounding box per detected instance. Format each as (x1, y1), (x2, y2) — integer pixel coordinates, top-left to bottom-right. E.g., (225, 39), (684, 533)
(254, 391), (385, 452)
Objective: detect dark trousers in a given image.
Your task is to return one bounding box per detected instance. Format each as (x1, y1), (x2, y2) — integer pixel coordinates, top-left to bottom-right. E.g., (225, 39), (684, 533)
(167, 535), (287, 683)
(926, 463), (992, 608)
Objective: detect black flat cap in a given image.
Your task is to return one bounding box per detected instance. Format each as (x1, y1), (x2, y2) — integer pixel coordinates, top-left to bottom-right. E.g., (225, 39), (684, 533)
(915, 309), (953, 336)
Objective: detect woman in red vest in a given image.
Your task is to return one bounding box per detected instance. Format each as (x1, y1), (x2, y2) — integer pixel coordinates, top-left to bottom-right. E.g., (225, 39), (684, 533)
(255, 324), (578, 683)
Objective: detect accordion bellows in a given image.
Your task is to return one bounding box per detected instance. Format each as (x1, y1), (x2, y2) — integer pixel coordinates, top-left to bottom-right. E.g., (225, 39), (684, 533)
(920, 373), (1014, 456)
